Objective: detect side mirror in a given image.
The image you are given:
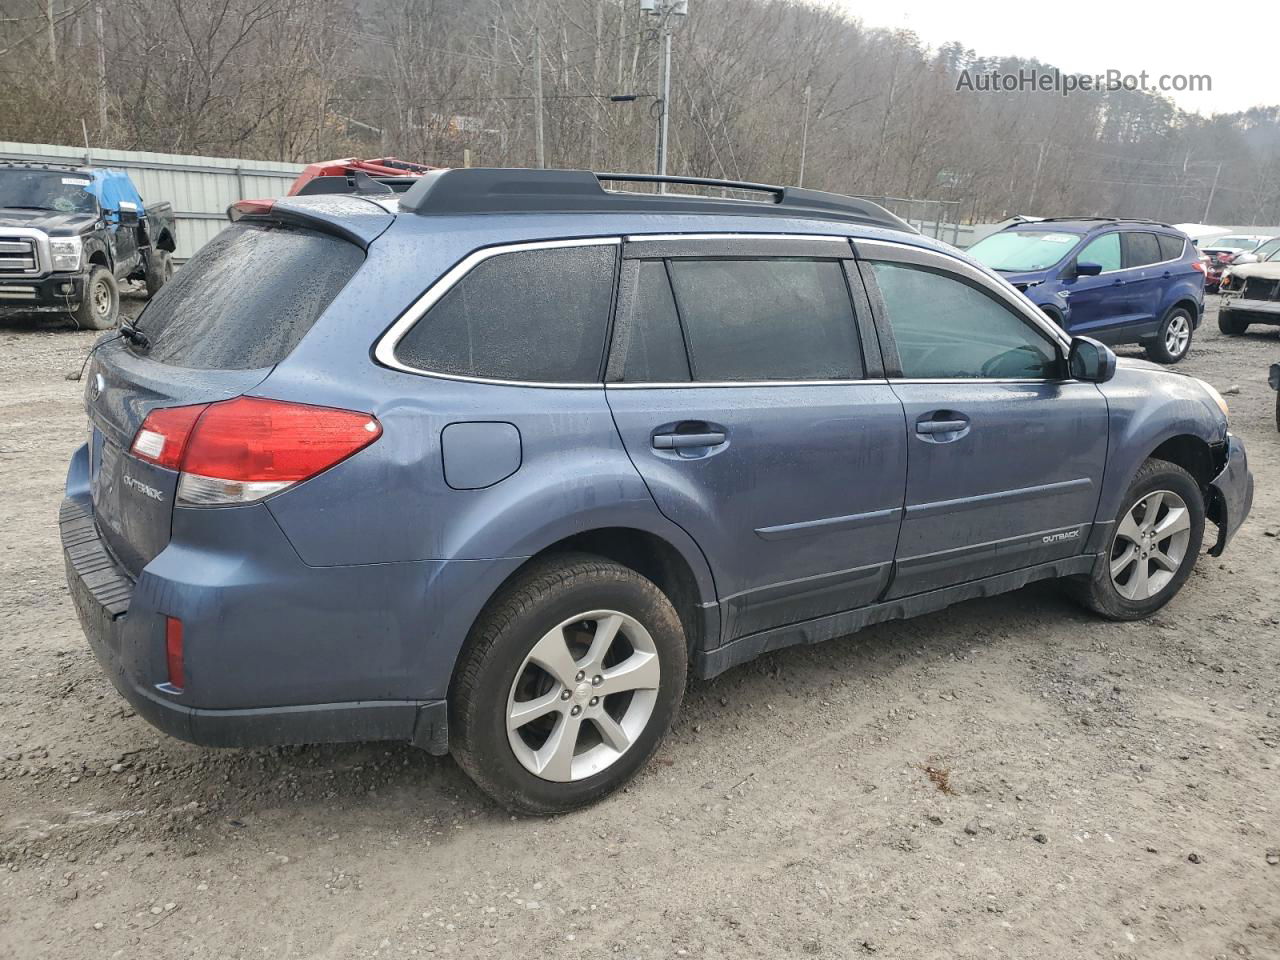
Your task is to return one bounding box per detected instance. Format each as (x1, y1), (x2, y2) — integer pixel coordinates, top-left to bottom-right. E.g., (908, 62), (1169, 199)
(1068, 336), (1116, 383)
(1075, 261), (1104, 277)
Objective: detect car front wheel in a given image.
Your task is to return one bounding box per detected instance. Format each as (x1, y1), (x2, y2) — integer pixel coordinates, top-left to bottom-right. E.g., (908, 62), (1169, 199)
(1218, 310), (1249, 336)
(450, 553), (687, 814)
(1066, 458), (1205, 620)
(72, 265), (119, 330)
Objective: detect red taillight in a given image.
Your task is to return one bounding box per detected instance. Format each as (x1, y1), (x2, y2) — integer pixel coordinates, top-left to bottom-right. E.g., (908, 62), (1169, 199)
(165, 616), (184, 691)
(1190, 261), (1206, 274)
(129, 397), (381, 505)
(228, 198), (276, 221)
(131, 404), (210, 469)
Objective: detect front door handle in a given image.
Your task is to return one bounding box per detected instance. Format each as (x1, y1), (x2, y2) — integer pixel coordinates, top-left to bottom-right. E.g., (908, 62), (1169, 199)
(1111, 278), (1127, 286)
(653, 431), (726, 449)
(916, 419), (968, 435)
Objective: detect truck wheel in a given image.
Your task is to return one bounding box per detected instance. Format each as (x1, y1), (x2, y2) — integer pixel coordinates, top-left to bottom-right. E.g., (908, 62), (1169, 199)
(1217, 310), (1249, 336)
(73, 266), (119, 330)
(145, 250), (173, 298)
(1065, 458), (1205, 621)
(1144, 307), (1193, 363)
(450, 553), (687, 815)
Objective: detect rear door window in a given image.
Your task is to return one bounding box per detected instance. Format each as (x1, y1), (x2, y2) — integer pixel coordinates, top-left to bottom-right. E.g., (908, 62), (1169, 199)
(1123, 232), (1162, 268)
(665, 258), (863, 381)
(394, 243), (617, 382)
(614, 260), (691, 382)
(137, 222), (363, 369)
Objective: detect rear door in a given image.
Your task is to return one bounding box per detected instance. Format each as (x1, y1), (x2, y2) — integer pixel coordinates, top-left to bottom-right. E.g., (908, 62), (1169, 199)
(605, 235), (907, 640)
(857, 239), (1109, 598)
(1120, 231), (1165, 332)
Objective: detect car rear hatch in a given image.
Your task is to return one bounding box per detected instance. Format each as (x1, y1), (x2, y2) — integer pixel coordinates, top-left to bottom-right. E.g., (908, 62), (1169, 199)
(83, 196), (391, 577)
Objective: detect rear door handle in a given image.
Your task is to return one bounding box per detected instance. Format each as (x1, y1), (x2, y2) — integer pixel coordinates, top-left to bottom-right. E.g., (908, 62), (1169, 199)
(1111, 278), (1127, 286)
(916, 419), (967, 435)
(653, 431), (726, 449)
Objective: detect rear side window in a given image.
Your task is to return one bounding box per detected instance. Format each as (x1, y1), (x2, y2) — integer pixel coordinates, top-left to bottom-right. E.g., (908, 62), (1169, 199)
(666, 258), (862, 381)
(1157, 234), (1186, 261)
(1124, 232), (1162, 268)
(395, 244), (617, 382)
(138, 222), (362, 369)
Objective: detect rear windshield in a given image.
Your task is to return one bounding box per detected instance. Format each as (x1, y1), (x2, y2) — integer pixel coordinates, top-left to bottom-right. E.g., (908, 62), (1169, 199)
(136, 221), (363, 369)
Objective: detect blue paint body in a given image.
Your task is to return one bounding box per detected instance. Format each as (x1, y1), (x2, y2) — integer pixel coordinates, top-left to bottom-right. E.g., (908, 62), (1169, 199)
(61, 194), (1253, 753)
(967, 219), (1205, 348)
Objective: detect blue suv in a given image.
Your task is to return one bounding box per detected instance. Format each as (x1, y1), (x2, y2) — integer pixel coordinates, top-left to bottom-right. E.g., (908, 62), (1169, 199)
(966, 218), (1204, 363)
(62, 170), (1252, 813)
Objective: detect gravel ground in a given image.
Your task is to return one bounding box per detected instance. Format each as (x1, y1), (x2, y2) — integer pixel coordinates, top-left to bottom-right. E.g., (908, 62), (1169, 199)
(0, 293), (1277, 960)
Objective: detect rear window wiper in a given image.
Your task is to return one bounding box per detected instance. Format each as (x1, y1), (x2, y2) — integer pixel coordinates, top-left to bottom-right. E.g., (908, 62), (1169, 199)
(119, 319), (150, 350)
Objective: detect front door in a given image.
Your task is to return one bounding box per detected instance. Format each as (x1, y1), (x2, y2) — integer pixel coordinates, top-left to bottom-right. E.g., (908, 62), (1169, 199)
(604, 237), (907, 640)
(857, 240), (1109, 598)
(1061, 230), (1135, 340)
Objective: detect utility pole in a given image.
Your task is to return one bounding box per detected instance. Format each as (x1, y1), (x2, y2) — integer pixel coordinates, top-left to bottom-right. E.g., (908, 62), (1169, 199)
(1027, 139), (1047, 211)
(641, 1), (687, 190)
(798, 84), (812, 187)
(94, 2), (108, 142)
(1203, 162), (1222, 223)
(46, 0), (57, 70)
(533, 29), (546, 169)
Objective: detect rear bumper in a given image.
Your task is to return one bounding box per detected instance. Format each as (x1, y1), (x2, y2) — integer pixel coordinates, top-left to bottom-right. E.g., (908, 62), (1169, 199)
(60, 443), (456, 752)
(0, 272), (85, 313)
(1207, 434), (1253, 557)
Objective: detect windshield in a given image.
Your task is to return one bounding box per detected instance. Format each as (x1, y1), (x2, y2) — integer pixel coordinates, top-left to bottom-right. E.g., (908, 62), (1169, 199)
(0, 169), (96, 214)
(966, 230), (1081, 272)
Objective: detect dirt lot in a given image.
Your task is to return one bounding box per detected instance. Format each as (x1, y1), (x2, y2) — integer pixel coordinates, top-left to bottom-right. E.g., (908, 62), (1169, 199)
(0, 292), (1276, 960)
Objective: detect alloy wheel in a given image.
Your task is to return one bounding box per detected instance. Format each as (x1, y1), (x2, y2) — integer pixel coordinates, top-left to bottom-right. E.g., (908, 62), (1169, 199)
(506, 610), (660, 782)
(1164, 314), (1190, 357)
(1109, 490), (1192, 601)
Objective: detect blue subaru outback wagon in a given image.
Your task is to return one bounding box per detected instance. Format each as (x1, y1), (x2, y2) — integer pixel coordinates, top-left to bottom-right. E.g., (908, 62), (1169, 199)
(966, 218), (1204, 363)
(62, 170), (1252, 813)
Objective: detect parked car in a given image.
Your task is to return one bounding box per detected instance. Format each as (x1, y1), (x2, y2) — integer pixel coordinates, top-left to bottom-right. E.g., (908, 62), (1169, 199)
(287, 156), (436, 196)
(1200, 234), (1273, 291)
(1226, 235), (1280, 267)
(62, 169), (1253, 814)
(0, 162), (176, 329)
(966, 218), (1204, 363)
(1218, 246), (1280, 336)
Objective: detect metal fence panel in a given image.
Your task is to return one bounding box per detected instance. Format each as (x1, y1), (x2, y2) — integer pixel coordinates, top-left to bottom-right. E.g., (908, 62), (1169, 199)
(0, 140), (305, 260)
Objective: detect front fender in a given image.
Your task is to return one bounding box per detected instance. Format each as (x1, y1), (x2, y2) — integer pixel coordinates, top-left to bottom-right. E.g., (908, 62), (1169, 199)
(1088, 364), (1227, 550)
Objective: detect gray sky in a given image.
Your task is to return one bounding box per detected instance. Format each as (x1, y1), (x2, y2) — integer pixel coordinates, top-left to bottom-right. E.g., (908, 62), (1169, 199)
(820, 0), (1275, 116)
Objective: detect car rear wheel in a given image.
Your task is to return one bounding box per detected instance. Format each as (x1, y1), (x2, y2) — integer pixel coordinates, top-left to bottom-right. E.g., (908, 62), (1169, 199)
(72, 265), (119, 330)
(450, 553), (687, 815)
(1217, 310), (1249, 336)
(1145, 308), (1193, 363)
(1065, 458), (1205, 620)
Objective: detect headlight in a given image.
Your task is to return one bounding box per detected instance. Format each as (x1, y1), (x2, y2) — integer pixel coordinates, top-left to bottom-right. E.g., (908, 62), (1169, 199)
(48, 237), (82, 272)
(1194, 378), (1229, 418)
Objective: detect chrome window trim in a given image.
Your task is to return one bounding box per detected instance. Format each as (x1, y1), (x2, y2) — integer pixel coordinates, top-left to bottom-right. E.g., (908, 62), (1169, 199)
(856, 237), (1073, 351)
(0, 226), (48, 279)
(609, 377), (890, 389)
(372, 237), (622, 386)
(625, 232), (849, 243)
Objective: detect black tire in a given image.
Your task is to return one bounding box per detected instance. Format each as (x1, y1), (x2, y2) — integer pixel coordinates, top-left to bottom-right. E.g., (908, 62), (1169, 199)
(1274, 389), (1279, 433)
(1144, 307), (1193, 364)
(450, 553), (687, 815)
(144, 249), (173, 298)
(1065, 458), (1205, 621)
(1217, 310), (1249, 336)
(72, 265), (119, 330)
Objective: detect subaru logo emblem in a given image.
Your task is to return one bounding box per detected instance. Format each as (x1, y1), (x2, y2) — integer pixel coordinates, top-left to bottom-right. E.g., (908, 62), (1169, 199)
(91, 372), (104, 401)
